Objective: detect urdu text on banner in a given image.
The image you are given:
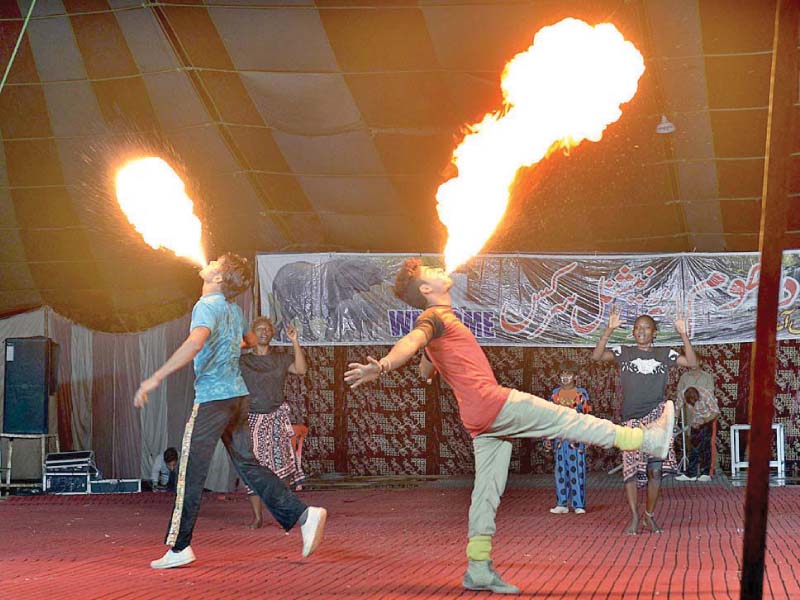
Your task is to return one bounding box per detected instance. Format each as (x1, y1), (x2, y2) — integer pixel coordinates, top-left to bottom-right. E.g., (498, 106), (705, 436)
(256, 252), (800, 347)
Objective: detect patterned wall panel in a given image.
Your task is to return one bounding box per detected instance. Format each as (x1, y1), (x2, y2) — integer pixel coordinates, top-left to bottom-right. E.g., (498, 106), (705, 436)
(344, 345), (428, 475)
(282, 341), (800, 478)
(775, 342), (800, 478)
(284, 346), (336, 477)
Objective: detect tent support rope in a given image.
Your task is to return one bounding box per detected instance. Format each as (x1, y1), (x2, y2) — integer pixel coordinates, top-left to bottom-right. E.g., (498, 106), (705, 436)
(0, 0), (39, 97)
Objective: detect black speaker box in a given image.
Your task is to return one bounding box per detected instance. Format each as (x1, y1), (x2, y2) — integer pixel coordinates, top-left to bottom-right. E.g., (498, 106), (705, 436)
(3, 337), (59, 434)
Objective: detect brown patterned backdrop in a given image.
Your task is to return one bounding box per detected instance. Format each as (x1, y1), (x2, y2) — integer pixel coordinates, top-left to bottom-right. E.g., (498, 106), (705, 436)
(283, 341), (800, 479)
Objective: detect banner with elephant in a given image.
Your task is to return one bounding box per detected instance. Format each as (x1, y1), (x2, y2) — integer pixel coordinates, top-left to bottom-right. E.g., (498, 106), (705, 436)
(256, 251), (800, 347)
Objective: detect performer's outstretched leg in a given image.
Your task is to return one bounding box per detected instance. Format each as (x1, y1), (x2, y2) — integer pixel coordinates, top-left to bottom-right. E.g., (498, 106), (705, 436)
(487, 391), (673, 459)
(461, 395), (673, 593)
(222, 396), (326, 557)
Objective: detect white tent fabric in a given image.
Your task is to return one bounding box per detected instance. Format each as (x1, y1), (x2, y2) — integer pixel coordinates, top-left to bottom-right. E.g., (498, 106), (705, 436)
(69, 322), (93, 452)
(139, 323), (168, 485)
(0, 306), (249, 491)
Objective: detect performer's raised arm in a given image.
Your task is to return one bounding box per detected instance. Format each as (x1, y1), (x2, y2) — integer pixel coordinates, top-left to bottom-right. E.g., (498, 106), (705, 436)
(344, 328), (429, 388)
(673, 311), (698, 368)
(592, 304), (622, 363)
(286, 324), (308, 375)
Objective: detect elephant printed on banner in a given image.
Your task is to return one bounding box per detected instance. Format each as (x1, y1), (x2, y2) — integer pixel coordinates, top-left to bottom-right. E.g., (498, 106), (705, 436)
(271, 261), (320, 340)
(270, 258), (386, 342)
(321, 259), (384, 341)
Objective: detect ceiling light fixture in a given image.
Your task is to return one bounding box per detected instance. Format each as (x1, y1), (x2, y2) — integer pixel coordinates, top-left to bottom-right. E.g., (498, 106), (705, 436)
(656, 114), (676, 134)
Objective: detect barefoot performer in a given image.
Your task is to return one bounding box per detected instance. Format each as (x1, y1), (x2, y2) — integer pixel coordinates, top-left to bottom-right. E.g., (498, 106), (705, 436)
(240, 318), (308, 528)
(592, 306), (697, 534)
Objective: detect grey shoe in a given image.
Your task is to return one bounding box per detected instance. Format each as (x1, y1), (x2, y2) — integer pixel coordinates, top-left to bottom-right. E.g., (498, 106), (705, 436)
(640, 401), (675, 460)
(463, 560), (520, 594)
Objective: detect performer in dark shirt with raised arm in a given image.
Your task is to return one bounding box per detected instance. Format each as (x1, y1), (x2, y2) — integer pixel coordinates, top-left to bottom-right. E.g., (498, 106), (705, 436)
(240, 318), (308, 528)
(592, 305), (696, 535)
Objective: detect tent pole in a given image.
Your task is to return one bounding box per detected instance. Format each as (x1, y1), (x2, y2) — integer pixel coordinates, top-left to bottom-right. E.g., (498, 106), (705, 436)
(739, 1), (798, 598)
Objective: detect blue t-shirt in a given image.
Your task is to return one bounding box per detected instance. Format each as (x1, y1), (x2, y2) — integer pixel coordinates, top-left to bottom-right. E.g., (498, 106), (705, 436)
(190, 292), (249, 403)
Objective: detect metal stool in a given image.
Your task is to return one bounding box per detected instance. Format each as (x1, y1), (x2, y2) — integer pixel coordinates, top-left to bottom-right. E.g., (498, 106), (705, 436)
(730, 423), (785, 478)
(0, 433), (60, 495)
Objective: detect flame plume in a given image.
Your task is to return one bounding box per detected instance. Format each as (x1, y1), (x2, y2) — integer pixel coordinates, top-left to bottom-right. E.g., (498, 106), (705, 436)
(116, 157), (206, 267)
(437, 18), (645, 273)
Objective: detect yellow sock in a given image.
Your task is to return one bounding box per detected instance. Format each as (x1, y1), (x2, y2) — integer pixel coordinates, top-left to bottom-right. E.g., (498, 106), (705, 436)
(614, 426), (644, 450)
(466, 535), (492, 561)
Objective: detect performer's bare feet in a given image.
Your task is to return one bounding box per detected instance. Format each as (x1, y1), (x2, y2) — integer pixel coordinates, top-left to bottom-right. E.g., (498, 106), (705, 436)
(625, 514), (639, 535)
(248, 495), (263, 529)
(643, 511), (662, 534)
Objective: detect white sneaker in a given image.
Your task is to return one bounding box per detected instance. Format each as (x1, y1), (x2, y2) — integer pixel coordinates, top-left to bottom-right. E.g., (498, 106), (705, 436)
(300, 506), (327, 557)
(697, 474), (712, 482)
(675, 474), (696, 482)
(549, 506), (569, 514)
(150, 546), (196, 569)
(574, 508), (586, 515)
(640, 401), (675, 460)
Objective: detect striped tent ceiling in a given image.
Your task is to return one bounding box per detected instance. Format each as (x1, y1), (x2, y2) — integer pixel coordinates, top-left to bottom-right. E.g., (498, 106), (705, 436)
(1, 0), (798, 330)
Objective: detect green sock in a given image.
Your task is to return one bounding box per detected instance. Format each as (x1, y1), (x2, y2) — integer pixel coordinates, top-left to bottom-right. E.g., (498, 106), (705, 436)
(614, 426), (644, 450)
(466, 535), (492, 561)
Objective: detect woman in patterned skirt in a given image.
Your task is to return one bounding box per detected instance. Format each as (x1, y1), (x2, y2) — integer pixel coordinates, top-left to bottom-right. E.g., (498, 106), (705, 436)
(592, 307), (697, 535)
(240, 317), (307, 529)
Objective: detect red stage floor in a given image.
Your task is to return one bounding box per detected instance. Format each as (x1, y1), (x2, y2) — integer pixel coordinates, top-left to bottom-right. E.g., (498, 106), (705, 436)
(1, 475), (798, 599)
